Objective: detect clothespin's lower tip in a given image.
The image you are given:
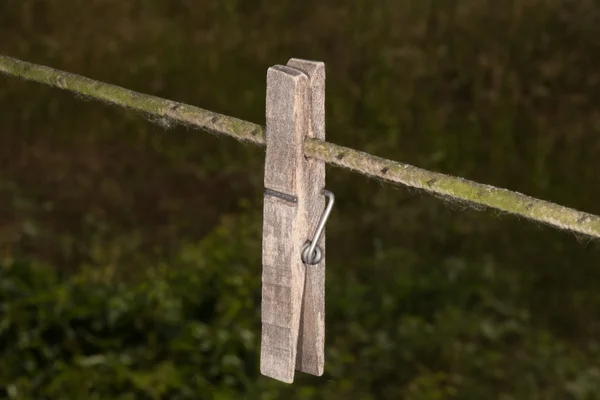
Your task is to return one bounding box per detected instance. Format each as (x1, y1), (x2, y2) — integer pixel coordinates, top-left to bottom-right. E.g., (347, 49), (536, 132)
(304, 368), (324, 377)
(260, 352), (295, 383)
(260, 367), (294, 384)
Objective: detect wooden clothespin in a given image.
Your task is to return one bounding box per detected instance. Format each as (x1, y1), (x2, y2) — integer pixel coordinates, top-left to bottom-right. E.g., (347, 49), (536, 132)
(261, 59), (334, 383)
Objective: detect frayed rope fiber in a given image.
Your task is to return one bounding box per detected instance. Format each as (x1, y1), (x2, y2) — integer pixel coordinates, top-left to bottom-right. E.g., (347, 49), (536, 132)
(2, 54), (600, 239)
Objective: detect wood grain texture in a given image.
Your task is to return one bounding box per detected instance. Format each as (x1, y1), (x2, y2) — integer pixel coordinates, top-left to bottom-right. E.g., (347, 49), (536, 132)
(261, 65), (310, 383)
(287, 58), (326, 377)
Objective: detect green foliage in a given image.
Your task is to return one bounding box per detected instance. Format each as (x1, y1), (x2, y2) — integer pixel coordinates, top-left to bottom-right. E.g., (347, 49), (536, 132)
(0, 215), (263, 399)
(1, 215), (599, 398)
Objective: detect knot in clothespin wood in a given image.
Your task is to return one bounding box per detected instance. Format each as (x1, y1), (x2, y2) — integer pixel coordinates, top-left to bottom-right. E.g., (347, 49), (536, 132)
(260, 58), (332, 384)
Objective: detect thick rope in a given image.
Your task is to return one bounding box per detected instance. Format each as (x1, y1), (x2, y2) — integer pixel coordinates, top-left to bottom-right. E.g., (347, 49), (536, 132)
(0, 56), (265, 144)
(2, 55), (600, 238)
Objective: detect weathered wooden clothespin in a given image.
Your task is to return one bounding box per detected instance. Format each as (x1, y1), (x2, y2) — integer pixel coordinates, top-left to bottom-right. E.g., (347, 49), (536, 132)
(261, 58), (334, 383)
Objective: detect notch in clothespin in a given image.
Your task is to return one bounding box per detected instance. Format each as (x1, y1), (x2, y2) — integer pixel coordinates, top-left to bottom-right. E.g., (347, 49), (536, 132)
(260, 58), (334, 383)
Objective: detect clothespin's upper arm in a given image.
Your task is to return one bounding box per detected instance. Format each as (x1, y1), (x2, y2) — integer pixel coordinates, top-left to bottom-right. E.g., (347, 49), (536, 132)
(261, 65), (310, 384)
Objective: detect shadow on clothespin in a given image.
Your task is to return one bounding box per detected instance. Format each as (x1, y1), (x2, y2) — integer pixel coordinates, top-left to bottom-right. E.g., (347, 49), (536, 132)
(260, 58), (334, 383)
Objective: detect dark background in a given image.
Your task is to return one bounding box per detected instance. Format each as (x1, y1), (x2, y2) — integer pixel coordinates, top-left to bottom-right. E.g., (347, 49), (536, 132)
(1, 0), (600, 398)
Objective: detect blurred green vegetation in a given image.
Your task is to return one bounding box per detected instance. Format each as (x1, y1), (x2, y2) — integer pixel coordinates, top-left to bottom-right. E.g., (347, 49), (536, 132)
(1, 0), (600, 398)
